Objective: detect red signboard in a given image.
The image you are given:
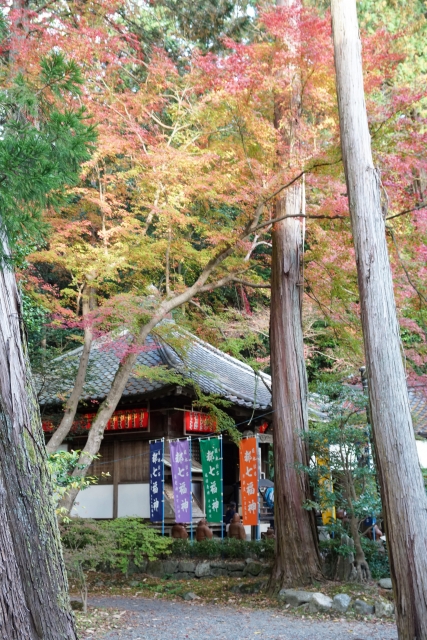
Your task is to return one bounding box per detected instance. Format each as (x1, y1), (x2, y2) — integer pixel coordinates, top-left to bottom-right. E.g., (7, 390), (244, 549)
(43, 408), (149, 433)
(184, 411), (217, 433)
(239, 436), (258, 526)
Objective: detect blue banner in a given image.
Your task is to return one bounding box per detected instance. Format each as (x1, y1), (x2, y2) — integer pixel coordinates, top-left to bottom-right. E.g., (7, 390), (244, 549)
(150, 441), (164, 522)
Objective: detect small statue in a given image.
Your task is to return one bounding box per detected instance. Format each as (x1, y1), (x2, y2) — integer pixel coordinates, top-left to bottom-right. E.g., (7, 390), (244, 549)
(265, 527), (275, 539)
(228, 513), (246, 540)
(196, 519), (213, 542)
(171, 522), (188, 539)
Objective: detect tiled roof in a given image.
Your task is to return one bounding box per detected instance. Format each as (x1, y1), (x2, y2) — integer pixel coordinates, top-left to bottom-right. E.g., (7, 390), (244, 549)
(409, 389), (427, 437)
(38, 327), (329, 419)
(37, 333), (167, 406)
(158, 331), (272, 410)
(38, 327), (335, 422)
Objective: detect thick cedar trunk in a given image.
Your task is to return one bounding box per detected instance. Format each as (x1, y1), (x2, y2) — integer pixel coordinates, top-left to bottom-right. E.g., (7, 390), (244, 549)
(268, 0), (321, 590)
(0, 475), (33, 640)
(332, 1), (427, 637)
(0, 237), (77, 638)
(46, 284), (96, 454)
(269, 193), (322, 589)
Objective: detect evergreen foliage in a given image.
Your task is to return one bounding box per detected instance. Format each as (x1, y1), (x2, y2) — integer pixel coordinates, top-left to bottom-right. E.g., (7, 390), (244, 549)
(0, 51), (96, 252)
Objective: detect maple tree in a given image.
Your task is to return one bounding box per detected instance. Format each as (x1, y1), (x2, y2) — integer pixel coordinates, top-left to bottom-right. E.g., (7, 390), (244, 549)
(10, 9), (427, 602)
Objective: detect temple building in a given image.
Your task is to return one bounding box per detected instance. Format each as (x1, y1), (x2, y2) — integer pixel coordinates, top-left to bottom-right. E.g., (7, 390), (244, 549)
(38, 327), (278, 524)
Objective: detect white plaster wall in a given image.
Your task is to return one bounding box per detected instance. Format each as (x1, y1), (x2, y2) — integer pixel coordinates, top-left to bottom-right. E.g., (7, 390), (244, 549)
(117, 483), (150, 518)
(416, 440), (427, 468)
(71, 485), (113, 519)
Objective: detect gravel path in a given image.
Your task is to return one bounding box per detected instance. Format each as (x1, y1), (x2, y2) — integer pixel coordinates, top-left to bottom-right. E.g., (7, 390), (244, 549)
(89, 596), (398, 640)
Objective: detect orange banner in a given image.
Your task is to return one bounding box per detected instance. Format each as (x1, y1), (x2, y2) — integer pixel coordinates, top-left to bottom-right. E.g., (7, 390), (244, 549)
(239, 437), (258, 526)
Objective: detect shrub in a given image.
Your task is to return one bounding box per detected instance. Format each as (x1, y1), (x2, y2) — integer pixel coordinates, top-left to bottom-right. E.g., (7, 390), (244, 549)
(361, 538), (390, 579)
(100, 517), (172, 574)
(61, 517), (173, 579)
(61, 519), (116, 612)
(170, 538), (275, 560)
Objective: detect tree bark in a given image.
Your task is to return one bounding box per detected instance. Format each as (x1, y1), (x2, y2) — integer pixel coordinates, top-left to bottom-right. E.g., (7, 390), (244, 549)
(0, 474), (33, 640)
(46, 283), (96, 454)
(0, 236), (77, 638)
(268, 0), (322, 590)
(331, 1), (427, 637)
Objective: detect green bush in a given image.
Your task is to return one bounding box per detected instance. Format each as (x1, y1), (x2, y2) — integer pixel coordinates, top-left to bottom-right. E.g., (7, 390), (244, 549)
(61, 517), (173, 577)
(170, 538), (275, 560)
(100, 517), (172, 574)
(361, 538), (390, 579)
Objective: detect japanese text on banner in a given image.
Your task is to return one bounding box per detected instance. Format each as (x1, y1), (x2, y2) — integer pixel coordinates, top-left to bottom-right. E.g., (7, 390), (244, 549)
(149, 441), (164, 522)
(170, 439), (192, 523)
(239, 437), (258, 526)
(199, 438), (222, 522)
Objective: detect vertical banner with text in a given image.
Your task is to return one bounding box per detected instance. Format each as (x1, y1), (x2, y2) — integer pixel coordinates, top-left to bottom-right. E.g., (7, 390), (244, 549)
(199, 438), (222, 522)
(239, 437), (258, 526)
(170, 439), (192, 523)
(149, 441), (164, 522)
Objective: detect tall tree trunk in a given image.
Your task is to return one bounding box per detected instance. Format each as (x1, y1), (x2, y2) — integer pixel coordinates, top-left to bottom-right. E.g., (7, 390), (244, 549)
(331, 1), (427, 637)
(46, 283), (96, 454)
(0, 474), (33, 640)
(0, 237), (77, 638)
(268, 0), (321, 590)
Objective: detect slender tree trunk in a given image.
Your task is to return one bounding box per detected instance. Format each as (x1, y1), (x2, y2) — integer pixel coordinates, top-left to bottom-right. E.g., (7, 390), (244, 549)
(332, 1), (427, 636)
(268, 0), (321, 590)
(343, 471), (371, 582)
(0, 236), (77, 638)
(46, 284), (96, 454)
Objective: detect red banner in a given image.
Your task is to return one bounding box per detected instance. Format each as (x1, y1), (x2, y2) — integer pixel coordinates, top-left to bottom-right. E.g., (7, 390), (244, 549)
(184, 411), (217, 433)
(239, 437), (258, 526)
(43, 408), (149, 433)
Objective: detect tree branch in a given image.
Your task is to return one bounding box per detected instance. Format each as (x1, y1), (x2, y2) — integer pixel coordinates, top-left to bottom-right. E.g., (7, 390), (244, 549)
(386, 202), (427, 221)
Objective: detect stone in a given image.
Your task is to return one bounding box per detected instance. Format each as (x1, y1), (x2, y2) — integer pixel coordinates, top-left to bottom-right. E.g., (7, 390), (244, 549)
(211, 568), (228, 577)
(174, 572), (190, 580)
(178, 560), (196, 573)
(182, 592), (200, 601)
(375, 600), (395, 618)
(353, 599), (375, 615)
(243, 561), (263, 577)
(227, 562), (246, 572)
(210, 561), (226, 569)
(229, 571), (244, 577)
(195, 562), (212, 578)
(162, 560), (179, 575)
(129, 559), (147, 574)
(332, 593), (352, 613)
(278, 590), (314, 607)
(378, 578), (393, 590)
(146, 560), (164, 578)
(308, 592), (333, 613)
(129, 580), (140, 587)
(231, 581), (264, 595)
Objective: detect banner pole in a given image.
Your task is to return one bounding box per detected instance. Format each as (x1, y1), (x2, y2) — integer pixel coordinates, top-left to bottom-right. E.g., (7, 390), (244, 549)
(256, 433), (260, 541)
(189, 436), (193, 543)
(161, 437), (165, 538)
(220, 434), (224, 541)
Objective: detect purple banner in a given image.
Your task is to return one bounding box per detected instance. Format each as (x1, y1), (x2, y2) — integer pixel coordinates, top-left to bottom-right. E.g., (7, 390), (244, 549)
(149, 441), (164, 522)
(170, 439), (192, 523)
